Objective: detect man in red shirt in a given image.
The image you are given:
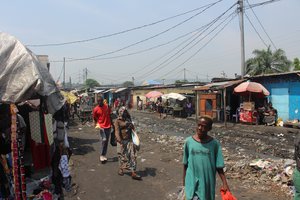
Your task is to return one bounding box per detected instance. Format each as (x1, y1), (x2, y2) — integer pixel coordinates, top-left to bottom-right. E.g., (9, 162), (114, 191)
(93, 96), (112, 163)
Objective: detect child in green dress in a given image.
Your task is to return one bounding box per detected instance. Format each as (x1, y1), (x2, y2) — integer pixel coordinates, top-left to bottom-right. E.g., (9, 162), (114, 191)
(183, 116), (230, 200)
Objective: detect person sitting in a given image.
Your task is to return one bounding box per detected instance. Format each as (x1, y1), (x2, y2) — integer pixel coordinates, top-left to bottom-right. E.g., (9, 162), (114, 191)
(263, 102), (277, 126)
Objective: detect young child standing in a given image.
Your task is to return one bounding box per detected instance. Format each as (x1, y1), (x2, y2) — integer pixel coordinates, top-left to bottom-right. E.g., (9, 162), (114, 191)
(183, 116), (230, 200)
(59, 144), (72, 192)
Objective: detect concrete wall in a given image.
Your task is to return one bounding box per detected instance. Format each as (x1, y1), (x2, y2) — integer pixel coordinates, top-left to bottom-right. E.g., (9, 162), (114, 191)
(259, 80), (300, 121)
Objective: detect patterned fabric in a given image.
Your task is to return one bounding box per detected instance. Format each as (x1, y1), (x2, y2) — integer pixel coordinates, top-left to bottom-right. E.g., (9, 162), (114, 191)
(59, 155), (70, 178)
(11, 104), (26, 200)
(118, 140), (137, 172)
(118, 106), (126, 119)
(44, 114), (53, 145)
(29, 111), (42, 143)
(62, 176), (72, 192)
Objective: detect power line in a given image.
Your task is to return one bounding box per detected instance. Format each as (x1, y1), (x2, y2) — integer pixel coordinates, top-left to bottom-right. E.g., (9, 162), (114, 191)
(137, 4), (237, 81)
(48, 0), (281, 63)
(134, 17), (221, 79)
(246, 0), (277, 50)
(244, 0), (282, 9)
(26, 1), (223, 47)
(245, 12), (269, 48)
(135, 6), (237, 81)
(56, 62), (64, 83)
(81, 23), (215, 61)
(99, 20), (221, 81)
(158, 11), (237, 80)
(65, 0), (223, 61)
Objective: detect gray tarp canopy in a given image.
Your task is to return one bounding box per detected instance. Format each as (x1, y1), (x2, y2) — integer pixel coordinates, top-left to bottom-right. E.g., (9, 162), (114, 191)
(0, 32), (64, 114)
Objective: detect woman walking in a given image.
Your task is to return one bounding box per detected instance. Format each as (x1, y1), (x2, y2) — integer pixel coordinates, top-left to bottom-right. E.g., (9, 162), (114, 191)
(114, 107), (142, 180)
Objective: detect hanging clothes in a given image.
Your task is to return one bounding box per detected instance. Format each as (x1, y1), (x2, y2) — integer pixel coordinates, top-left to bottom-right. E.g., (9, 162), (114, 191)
(29, 111), (42, 143)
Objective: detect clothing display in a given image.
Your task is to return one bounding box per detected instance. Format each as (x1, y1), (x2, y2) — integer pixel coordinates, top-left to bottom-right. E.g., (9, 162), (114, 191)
(10, 104), (26, 200)
(29, 111), (42, 143)
(59, 155), (70, 178)
(44, 114), (54, 145)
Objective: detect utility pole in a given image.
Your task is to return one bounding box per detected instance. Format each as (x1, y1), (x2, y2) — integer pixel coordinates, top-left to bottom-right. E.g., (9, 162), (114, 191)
(69, 76), (72, 88)
(85, 67), (88, 82)
(162, 78), (165, 85)
(63, 57), (65, 89)
(238, 0), (246, 77)
(78, 70), (82, 84)
(132, 77), (135, 86)
(83, 68), (88, 84)
(184, 68), (186, 81)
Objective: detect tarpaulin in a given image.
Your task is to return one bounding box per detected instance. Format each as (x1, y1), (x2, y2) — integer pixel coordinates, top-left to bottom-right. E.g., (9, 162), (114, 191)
(0, 32), (64, 114)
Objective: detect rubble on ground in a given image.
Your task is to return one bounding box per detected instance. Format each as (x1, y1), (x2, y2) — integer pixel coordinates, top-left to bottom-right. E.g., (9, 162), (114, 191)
(134, 112), (296, 198)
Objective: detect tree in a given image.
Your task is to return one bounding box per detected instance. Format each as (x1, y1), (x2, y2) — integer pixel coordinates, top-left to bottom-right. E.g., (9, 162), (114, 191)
(175, 80), (189, 84)
(293, 58), (300, 71)
(85, 78), (100, 88)
(246, 46), (291, 76)
(122, 81), (134, 87)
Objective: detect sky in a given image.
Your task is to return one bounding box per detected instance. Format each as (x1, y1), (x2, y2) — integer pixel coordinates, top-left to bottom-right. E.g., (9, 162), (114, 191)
(0, 0), (299, 85)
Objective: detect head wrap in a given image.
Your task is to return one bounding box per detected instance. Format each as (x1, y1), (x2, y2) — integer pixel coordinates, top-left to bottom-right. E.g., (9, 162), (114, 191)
(118, 106), (126, 119)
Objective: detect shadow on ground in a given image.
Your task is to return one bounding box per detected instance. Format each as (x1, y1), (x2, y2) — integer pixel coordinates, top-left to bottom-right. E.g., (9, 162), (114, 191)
(68, 137), (98, 155)
(138, 167), (157, 177)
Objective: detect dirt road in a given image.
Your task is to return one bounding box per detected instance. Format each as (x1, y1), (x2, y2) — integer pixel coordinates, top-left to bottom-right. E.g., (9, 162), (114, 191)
(65, 110), (296, 200)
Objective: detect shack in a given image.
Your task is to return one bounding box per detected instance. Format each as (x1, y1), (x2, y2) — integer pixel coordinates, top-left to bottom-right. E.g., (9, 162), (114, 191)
(0, 32), (64, 199)
(194, 79), (245, 122)
(251, 71), (300, 122)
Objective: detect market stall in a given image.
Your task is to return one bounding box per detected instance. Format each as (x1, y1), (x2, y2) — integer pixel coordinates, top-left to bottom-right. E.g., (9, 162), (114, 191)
(0, 32), (65, 199)
(162, 93), (187, 117)
(234, 81), (270, 124)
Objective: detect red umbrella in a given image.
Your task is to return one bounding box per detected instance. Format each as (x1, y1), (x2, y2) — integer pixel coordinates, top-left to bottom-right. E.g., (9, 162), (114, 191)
(145, 91), (163, 98)
(234, 81), (270, 98)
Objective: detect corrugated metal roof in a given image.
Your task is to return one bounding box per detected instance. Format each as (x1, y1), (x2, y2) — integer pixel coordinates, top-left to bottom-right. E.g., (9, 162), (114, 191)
(114, 87), (127, 93)
(251, 71), (300, 78)
(93, 89), (105, 94)
(194, 79), (245, 91)
(102, 88), (115, 93)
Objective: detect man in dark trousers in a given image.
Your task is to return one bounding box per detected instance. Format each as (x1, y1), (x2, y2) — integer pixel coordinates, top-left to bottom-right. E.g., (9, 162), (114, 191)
(93, 96), (112, 163)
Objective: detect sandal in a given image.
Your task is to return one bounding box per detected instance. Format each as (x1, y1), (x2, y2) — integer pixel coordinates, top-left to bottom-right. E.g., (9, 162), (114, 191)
(131, 172), (142, 180)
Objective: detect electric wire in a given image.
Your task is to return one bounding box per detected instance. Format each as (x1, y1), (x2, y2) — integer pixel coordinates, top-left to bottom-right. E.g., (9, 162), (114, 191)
(136, 4), (237, 81)
(244, 0), (282, 9)
(158, 11), (237, 80)
(130, 19), (220, 78)
(50, 0), (281, 83)
(81, 22), (217, 61)
(27, 0), (223, 47)
(56, 63), (65, 83)
(49, 0), (281, 63)
(67, 0), (222, 61)
(245, 12), (269, 48)
(135, 5), (237, 81)
(246, 0), (277, 50)
(84, 18), (223, 82)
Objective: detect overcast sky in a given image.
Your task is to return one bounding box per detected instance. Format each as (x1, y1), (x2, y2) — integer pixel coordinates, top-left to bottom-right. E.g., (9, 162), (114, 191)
(1, 0), (299, 85)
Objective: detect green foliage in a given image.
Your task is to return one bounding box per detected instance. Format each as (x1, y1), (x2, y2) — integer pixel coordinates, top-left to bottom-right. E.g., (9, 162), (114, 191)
(246, 46), (291, 76)
(293, 58), (300, 71)
(85, 78), (100, 88)
(175, 80), (189, 84)
(122, 81), (134, 87)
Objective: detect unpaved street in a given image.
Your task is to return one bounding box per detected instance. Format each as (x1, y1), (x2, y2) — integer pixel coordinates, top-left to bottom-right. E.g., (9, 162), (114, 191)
(65, 110), (296, 200)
